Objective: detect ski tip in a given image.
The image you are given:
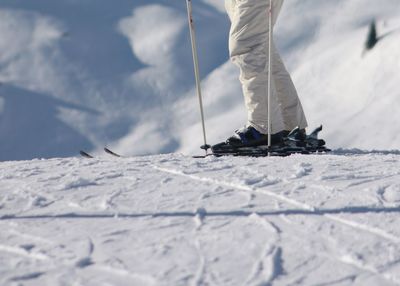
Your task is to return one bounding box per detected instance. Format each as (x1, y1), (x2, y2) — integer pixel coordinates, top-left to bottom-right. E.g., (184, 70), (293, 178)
(104, 147), (122, 157)
(80, 150), (94, 158)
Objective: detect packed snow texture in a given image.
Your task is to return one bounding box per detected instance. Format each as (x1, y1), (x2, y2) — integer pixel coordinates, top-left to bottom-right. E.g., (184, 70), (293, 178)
(0, 0), (399, 160)
(1, 1), (400, 285)
(1, 153), (400, 285)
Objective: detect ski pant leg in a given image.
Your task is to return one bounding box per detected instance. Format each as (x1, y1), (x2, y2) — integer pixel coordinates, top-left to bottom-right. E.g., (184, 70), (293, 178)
(272, 42), (308, 130)
(226, 0), (284, 134)
(225, 0), (307, 133)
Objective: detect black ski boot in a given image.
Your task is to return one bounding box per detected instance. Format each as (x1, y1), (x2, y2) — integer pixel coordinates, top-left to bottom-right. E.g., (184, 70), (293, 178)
(211, 126), (288, 155)
(227, 126), (287, 147)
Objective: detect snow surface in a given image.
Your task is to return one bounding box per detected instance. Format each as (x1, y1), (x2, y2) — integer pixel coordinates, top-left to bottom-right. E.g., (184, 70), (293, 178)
(0, 0), (400, 160)
(1, 152), (400, 285)
(1, 1), (400, 285)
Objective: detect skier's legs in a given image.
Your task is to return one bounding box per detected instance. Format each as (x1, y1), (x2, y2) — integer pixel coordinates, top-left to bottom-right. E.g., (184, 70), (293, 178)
(225, 0), (282, 24)
(272, 42), (308, 130)
(226, 0), (285, 134)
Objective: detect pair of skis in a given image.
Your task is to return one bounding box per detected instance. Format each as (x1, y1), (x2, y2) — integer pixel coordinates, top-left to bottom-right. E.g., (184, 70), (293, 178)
(80, 126), (330, 159)
(80, 148), (121, 159)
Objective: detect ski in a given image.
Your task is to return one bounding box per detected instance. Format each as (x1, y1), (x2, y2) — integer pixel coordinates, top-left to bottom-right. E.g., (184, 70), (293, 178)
(81, 126), (330, 159)
(205, 145), (330, 158)
(209, 145), (300, 157)
(192, 153), (224, 159)
(80, 150), (94, 159)
(104, 147), (122, 157)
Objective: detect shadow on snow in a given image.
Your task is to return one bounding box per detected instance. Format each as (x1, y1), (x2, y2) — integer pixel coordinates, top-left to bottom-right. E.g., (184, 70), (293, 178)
(2, 205), (400, 220)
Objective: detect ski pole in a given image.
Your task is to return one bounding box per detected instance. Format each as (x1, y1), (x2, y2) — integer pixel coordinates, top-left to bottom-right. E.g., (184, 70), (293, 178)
(185, 0), (210, 153)
(267, 0), (273, 154)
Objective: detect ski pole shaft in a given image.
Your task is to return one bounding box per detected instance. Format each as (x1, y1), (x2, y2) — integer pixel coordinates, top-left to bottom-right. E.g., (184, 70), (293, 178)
(186, 0), (210, 153)
(267, 0), (273, 154)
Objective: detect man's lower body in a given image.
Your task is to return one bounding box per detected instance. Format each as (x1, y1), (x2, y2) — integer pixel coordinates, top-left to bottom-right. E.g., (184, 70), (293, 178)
(225, 0), (308, 146)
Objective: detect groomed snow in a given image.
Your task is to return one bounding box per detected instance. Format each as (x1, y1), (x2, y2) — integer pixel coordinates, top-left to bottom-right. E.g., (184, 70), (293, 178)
(1, 152), (400, 285)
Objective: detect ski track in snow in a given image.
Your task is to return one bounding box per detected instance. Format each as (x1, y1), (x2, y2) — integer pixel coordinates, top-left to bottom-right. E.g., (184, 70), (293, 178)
(153, 164), (400, 244)
(153, 161), (400, 285)
(1, 153), (400, 285)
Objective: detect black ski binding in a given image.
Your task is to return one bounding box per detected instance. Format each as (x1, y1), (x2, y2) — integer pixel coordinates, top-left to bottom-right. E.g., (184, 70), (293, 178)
(206, 125), (330, 158)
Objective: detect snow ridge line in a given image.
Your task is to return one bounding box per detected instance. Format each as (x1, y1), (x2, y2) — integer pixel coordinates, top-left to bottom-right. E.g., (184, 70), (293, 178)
(325, 214), (400, 243)
(153, 166), (400, 244)
(338, 254), (400, 285)
(191, 237), (206, 286)
(0, 244), (48, 261)
(245, 215), (282, 285)
(152, 166), (314, 211)
(93, 265), (157, 285)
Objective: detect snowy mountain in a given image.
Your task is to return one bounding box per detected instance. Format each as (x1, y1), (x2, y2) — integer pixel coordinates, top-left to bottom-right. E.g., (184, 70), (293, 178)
(0, 0), (399, 160)
(1, 153), (400, 285)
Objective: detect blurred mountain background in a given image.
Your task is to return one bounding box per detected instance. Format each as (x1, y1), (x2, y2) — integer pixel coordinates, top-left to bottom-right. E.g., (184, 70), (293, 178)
(0, 0), (399, 160)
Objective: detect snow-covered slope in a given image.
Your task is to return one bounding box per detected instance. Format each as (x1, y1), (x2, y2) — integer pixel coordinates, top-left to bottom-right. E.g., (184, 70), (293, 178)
(289, 0), (400, 150)
(2, 2), (400, 284)
(0, 0), (399, 160)
(0, 0), (229, 160)
(1, 153), (400, 285)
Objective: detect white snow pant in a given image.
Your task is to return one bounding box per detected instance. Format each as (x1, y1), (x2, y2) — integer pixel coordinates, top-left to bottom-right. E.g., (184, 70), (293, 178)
(225, 0), (308, 134)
